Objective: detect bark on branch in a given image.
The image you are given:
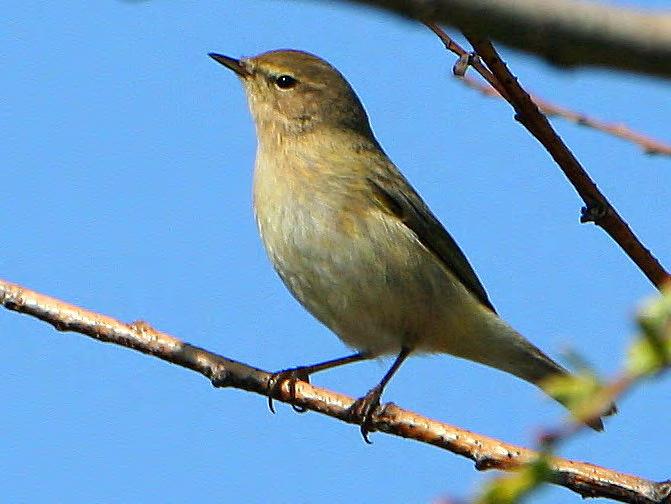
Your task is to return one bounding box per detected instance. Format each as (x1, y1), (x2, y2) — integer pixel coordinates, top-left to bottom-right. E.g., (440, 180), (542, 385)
(2, 278), (670, 503)
(340, 0), (671, 78)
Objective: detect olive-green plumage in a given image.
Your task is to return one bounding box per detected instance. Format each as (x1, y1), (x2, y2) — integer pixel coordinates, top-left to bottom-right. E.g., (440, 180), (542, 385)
(210, 49), (614, 431)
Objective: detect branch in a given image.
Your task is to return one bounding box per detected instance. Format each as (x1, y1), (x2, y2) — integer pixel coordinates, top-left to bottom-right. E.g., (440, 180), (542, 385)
(464, 35), (671, 289)
(427, 23), (670, 289)
(342, 0), (671, 79)
(457, 74), (671, 157)
(427, 22), (671, 156)
(2, 278), (670, 503)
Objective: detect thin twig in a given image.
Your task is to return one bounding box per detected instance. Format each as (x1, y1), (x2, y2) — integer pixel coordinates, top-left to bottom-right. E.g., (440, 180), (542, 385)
(458, 74), (671, 157)
(2, 278), (670, 503)
(428, 21), (671, 157)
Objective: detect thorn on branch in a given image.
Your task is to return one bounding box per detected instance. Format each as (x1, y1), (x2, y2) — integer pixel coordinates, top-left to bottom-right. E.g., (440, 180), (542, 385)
(453, 52), (479, 77)
(580, 203), (609, 224)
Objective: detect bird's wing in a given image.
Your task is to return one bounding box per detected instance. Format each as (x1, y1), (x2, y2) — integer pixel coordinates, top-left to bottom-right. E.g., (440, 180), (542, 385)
(367, 170), (497, 314)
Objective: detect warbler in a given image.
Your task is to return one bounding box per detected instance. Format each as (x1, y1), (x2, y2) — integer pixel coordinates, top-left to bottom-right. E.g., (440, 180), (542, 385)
(209, 49), (614, 440)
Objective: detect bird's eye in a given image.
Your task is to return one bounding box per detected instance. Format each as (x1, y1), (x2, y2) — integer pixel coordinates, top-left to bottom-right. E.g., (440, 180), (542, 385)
(275, 75), (298, 89)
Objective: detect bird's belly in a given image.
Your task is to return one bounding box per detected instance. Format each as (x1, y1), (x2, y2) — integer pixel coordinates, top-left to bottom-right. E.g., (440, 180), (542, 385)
(257, 200), (480, 356)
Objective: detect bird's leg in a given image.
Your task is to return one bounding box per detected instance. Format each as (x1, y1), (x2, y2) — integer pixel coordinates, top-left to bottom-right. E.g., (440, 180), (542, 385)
(268, 352), (370, 413)
(348, 347), (411, 443)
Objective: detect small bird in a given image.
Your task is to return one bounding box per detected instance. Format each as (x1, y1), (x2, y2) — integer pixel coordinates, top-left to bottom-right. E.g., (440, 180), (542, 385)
(209, 49), (614, 440)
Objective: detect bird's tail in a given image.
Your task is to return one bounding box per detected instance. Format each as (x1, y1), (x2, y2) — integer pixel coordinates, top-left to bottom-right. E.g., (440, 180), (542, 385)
(466, 313), (617, 431)
(507, 342), (617, 431)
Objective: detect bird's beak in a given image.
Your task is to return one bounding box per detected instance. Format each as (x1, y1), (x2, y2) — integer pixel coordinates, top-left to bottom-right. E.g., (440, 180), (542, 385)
(208, 53), (251, 78)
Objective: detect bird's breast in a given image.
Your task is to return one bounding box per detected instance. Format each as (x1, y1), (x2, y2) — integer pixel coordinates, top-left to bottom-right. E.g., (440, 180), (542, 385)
(251, 143), (483, 356)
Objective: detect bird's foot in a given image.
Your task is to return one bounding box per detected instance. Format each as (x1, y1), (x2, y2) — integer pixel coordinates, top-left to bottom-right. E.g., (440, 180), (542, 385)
(267, 367), (312, 414)
(347, 385), (384, 444)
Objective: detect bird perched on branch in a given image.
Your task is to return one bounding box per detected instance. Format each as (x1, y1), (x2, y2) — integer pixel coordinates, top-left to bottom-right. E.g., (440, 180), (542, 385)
(209, 49), (615, 441)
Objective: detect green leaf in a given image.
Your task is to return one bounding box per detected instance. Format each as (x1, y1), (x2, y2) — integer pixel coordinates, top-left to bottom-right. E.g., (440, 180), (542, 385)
(627, 289), (671, 378)
(541, 372), (611, 424)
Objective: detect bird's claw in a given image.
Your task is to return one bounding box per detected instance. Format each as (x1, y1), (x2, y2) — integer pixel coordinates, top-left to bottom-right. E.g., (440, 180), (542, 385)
(347, 385), (383, 444)
(267, 367), (311, 413)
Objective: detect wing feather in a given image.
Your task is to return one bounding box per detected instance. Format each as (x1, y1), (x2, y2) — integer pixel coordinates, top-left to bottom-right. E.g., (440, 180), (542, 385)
(367, 173), (497, 313)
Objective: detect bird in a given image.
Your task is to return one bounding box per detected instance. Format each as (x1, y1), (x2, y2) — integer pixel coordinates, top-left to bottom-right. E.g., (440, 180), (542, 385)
(209, 49), (615, 441)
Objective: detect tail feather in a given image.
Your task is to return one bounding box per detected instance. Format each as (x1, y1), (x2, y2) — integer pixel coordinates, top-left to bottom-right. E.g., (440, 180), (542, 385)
(582, 402), (617, 431)
(466, 314), (617, 430)
(505, 342), (618, 431)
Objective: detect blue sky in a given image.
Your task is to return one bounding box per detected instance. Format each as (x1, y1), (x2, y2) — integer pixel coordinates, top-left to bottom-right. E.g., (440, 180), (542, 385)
(2, 1), (670, 502)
